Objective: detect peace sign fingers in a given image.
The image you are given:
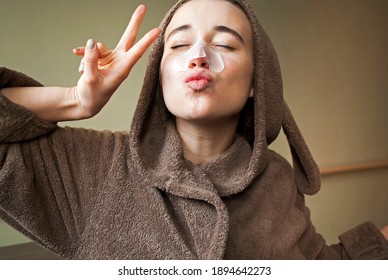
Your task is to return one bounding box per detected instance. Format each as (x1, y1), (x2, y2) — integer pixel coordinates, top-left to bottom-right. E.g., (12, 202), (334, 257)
(116, 5), (147, 52)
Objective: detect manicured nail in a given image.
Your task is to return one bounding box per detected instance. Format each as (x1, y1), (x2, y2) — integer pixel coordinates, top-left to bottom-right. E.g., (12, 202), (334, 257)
(79, 63), (84, 73)
(86, 39), (95, 49)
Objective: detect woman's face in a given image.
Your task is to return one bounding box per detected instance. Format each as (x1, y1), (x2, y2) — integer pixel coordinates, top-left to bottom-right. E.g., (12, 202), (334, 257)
(160, 0), (254, 124)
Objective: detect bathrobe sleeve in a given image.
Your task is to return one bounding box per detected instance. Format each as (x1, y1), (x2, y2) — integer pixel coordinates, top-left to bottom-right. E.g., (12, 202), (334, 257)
(299, 193), (388, 259)
(0, 67), (58, 142)
(0, 67), (120, 258)
(318, 222), (388, 259)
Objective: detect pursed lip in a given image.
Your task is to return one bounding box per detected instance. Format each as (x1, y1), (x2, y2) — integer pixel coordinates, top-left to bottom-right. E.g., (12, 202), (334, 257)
(184, 71), (213, 91)
(184, 71), (212, 83)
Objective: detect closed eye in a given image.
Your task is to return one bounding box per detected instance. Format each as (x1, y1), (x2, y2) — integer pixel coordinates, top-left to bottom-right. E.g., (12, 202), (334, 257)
(171, 44), (191, 50)
(214, 45), (235, 51)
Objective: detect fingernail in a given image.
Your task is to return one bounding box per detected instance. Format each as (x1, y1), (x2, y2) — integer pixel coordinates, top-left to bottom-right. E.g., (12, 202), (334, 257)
(79, 63), (84, 73)
(86, 39), (95, 49)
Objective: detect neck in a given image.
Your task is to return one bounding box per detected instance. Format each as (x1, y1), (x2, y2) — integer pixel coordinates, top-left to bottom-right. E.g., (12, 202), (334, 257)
(176, 117), (239, 165)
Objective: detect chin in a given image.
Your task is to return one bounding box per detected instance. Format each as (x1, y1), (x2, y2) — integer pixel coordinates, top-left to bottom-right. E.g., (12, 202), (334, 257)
(179, 107), (218, 120)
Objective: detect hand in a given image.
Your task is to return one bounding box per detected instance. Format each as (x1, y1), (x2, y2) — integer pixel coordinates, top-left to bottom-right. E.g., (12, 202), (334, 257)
(71, 5), (160, 118)
(380, 224), (388, 240)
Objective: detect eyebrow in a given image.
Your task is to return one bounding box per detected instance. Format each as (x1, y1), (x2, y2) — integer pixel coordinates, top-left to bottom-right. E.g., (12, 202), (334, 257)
(214, 25), (245, 44)
(166, 24), (192, 42)
(166, 24), (245, 44)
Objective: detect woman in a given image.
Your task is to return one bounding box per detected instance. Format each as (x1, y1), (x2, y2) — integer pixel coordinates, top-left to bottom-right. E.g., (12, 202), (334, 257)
(0, 0), (387, 259)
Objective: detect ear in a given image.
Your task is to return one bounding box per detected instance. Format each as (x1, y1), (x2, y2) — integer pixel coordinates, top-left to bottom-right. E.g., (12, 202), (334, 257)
(282, 103), (321, 195)
(249, 87), (254, 98)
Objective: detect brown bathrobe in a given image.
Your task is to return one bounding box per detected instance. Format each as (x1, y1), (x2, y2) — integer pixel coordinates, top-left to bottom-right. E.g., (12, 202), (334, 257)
(1, 0), (387, 259)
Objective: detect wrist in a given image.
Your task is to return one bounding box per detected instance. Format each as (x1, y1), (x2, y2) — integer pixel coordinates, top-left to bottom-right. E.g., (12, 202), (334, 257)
(69, 86), (105, 120)
(67, 86), (93, 120)
(39, 86), (84, 122)
(379, 225), (388, 240)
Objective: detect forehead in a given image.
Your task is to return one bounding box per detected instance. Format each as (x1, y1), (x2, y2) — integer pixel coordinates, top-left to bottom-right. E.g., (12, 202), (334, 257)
(166, 0), (252, 40)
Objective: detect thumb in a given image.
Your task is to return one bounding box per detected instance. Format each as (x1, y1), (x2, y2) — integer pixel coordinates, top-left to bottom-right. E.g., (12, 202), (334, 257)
(79, 39), (99, 76)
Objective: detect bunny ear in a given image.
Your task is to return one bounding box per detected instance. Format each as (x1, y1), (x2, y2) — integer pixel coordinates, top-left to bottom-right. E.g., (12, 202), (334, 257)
(282, 103), (321, 195)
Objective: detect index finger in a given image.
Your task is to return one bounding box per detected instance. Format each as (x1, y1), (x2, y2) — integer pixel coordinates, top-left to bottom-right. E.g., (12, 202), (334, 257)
(118, 28), (160, 78)
(116, 4), (147, 51)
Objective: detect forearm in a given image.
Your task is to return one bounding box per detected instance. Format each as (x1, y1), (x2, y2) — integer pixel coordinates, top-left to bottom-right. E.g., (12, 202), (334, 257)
(1, 87), (85, 122)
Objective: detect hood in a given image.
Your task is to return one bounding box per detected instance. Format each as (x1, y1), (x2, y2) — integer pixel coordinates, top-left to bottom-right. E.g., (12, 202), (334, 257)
(129, 0), (320, 196)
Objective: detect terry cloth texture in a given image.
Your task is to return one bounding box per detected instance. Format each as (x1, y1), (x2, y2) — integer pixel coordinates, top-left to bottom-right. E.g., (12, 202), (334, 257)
(1, 0), (388, 259)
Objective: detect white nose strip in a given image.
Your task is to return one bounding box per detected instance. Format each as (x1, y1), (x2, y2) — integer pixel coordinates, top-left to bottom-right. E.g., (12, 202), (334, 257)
(173, 40), (225, 73)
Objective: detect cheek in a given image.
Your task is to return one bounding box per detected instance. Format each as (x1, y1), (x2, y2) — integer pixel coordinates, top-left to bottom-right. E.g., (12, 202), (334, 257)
(224, 58), (253, 91)
(225, 52), (252, 75)
(220, 58), (254, 111)
(160, 55), (183, 114)
(160, 55), (179, 93)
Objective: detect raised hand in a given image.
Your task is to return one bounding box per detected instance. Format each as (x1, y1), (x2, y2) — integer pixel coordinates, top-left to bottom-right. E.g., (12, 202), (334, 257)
(71, 5), (160, 118)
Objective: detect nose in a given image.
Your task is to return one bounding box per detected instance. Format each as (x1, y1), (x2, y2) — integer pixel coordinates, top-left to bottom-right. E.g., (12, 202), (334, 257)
(189, 57), (210, 69)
